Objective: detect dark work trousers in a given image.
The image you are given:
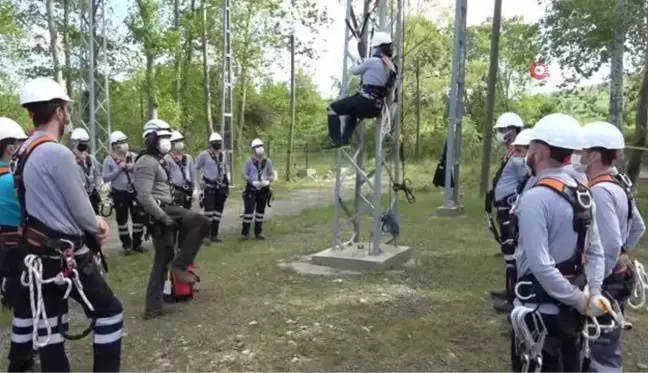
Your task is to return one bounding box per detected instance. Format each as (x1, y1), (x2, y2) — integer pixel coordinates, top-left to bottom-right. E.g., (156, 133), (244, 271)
(496, 203), (516, 304)
(112, 189), (144, 251)
(145, 205), (209, 313)
(203, 185), (228, 239)
(171, 186), (193, 245)
(327, 93), (381, 143)
(241, 186), (270, 237)
(88, 189), (101, 215)
(9, 253), (123, 372)
(511, 309), (584, 372)
(5, 277), (36, 372)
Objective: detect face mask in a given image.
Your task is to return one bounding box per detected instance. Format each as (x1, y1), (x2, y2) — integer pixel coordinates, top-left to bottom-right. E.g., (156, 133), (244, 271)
(173, 141), (185, 151)
(118, 143), (129, 152)
(573, 153), (589, 173)
(524, 152), (536, 176)
(496, 132), (508, 145)
(77, 143), (89, 152)
(158, 138), (172, 154)
(211, 142), (222, 150)
(254, 146), (264, 156)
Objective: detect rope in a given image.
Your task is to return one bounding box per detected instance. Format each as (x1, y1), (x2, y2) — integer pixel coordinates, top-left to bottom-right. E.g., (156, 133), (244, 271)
(380, 210), (399, 238)
(21, 253), (95, 348)
(628, 259), (648, 309)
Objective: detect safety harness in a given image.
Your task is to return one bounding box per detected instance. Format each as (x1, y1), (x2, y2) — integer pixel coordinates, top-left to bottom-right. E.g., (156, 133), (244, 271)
(590, 173), (634, 253)
(199, 150), (229, 208)
(111, 154), (136, 193)
(170, 153), (194, 201)
(514, 177), (593, 305)
(135, 152), (173, 236)
(11, 136), (97, 345)
(361, 55), (397, 102)
(77, 155), (96, 195)
(484, 148), (516, 244)
(249, 158), (273, 208)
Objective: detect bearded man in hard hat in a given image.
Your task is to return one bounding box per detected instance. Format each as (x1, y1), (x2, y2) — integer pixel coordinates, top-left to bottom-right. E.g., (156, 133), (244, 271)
(325, 31), (397, 149)
(12, 77), (122, 372)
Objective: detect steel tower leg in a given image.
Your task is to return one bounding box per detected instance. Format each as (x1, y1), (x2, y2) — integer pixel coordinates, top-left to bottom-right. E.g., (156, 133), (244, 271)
(220, 0), (235, 185)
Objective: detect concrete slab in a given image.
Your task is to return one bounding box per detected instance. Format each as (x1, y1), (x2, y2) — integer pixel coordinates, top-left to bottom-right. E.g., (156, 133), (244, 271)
(311, 242), (413, 271)
(435, 204), (464, 217)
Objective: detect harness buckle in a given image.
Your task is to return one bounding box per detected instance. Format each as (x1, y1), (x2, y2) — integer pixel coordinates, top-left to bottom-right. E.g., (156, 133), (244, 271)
(515, 281), (536, 301)
(126, 183), (135, 193)
(576, 189), (592, 209)
(58, 240), (76, 277)
(617, 173), (633, 188)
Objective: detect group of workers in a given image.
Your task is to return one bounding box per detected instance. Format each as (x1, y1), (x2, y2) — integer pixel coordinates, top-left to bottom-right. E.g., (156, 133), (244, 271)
(486, 111), (646, 372)
(0, 77), (276, 372)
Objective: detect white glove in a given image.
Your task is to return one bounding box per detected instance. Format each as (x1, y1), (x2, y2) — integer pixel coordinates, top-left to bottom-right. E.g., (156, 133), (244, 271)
(588, 295), (612, 318)
(192, 189), (200, 200)
(252, 181), (261, 188)
(261, 180), (270, 187)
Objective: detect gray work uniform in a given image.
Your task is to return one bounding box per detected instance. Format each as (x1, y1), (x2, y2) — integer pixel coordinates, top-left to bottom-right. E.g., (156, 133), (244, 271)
(10, 131), (123, 372)
(196, 150), (229, 238)
(133, 153), (208, 313)
(76, 154), (103, 193)
(102, 154), (135, 191)
(494, 155), (528, 202)
(350, 57), (393, 100)
(588, 168), (646, 373)
(241, 156), (274, 237)
(163, 153), (197, 188)
(195, 150), (226, 183)
(514, 168), (605, 315)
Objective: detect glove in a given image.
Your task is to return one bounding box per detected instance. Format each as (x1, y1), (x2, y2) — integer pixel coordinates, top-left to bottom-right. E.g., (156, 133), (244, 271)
(588, 295), (613, 318)
(161, 215), (178, 229)
(252, 181), (261, 188)
(192, 189), (200, 200)
(261, 180), (270, 187)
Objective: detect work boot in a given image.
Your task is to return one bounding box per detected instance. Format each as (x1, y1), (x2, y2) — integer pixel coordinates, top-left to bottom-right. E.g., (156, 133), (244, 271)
(133, 245), (147, 253)
(171, 268), (196, 285)
(255, 234), (265, 240)
(493, 301), (513, 314)
(123, 247), (133, 256)
(143, 308), (174, 320)
(490, 289), (507, 300)
(240, 234), (249, 241)
(210, 236), (222, 243)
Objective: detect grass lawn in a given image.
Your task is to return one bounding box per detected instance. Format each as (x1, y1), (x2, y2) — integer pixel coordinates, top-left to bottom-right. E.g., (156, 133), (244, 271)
(2, 161), (648, 371)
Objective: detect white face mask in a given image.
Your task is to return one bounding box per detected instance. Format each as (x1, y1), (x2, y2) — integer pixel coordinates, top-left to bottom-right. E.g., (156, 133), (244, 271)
(496, 132), (508, 144)
(116, 143), (129, 152)
(254, 146), (264, 156)
(158, 138), (172, 154)
(174, 141), (185, 151)
(572, 153), (588, 173)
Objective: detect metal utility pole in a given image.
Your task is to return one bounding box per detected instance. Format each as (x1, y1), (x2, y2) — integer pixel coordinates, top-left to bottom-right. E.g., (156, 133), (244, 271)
(286, 34), (296, 182)
(220, 0), (235, 184)
(78, 0), (111, 157)
(437, 0), (467, 217)
(478, 0), (502, 196)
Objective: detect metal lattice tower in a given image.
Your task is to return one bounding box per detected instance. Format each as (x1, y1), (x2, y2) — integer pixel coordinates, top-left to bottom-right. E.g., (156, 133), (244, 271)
(312, 0), (410, 269)
(78, 0), (112, 157)
(220, 0), (235, 184)
(437, 0), (467, 217)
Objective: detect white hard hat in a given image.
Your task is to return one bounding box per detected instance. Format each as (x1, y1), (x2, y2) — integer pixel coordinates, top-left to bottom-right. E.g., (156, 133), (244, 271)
(0, 117), (28, 141)
(142, 119), (172, 139)
(495, 112), (524, 129)
(530, 113), (582, 150)
(19, 77), (72, 106)
(109, 131), (128, 145)
(251, 138), (263, 148)
(370, 31), (392, 47)
(70, 128), (90, 141)
(582, 121), (625, 150)
(511, 128), (533, 146)
(170, 130), (184, 142)
(209, 132), (223, 142)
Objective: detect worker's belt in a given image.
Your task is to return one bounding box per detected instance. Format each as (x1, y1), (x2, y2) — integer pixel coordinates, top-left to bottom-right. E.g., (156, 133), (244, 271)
(361, 84), (388, 101)
(0, 226), (22, 249)
(204, 177), (226, 189)
(485, 190), (515, 244)
(516, 258), (586, 306)
(22, 217), (84, 256)
(603, 265), (634, 301)
(173, 184), (193, 196)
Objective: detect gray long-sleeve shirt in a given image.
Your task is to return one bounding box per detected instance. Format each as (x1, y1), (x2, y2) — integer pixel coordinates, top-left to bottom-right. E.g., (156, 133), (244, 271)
(591, 168), (646, 276)
(494, 155), (528, 201)
(21, 132), (99, 237)
(76, 153), (103, 192)
(196, 150), (226, 183)
(102, 153), (136, 191)
(163, 153), (197, 188)
(514, 168), (605, 315)
(350, 57), (393, 87)
(242, 157), (274, 184)
(133, 154), (173, 221)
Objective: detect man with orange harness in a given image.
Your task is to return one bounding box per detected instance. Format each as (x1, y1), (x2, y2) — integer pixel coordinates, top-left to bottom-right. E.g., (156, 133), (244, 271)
(11, 77), (123, 372)
(133, 119), (209, 319)
(70, 128), (103, 213)
(485, 112), (527, 314)
(511, 113), (607, 372)
(0, 118), (34, 372)
(576, 121), (645, 372)
(325, 31), (397, 149)
(195, 132), (230, 242)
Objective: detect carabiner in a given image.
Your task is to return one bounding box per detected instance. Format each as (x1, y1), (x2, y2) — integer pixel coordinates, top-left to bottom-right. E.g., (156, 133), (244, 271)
(515, 281), (536, 301)
(576, 189), (593, 209)
(582, 317), (601, 341)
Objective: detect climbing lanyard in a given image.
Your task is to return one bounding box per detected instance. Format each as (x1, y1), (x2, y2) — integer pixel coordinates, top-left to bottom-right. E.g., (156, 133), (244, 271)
(510, 305), (546, 373)
(628, 259), (648, 309)
(21, 242), (96, 347)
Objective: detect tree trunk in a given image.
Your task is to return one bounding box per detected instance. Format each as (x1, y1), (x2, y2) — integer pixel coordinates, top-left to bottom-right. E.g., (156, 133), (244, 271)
(180, 0), (196, 122)
(173, 0), (182, 103)
(627, 52), (648, 184)
(415, 58), (421, 159)
(610, 0), (626, 171)
(46, 0), (63, 85)
(146, 53), (156, 119)
(236, 66), (247, 152)
(201, 0), (214, 134)
(62, 0), (72, 96)
(478, 0), (502, 196)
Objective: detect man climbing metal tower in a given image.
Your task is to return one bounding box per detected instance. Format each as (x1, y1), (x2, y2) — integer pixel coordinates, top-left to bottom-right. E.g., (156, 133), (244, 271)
(325, 31), (397, 149)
